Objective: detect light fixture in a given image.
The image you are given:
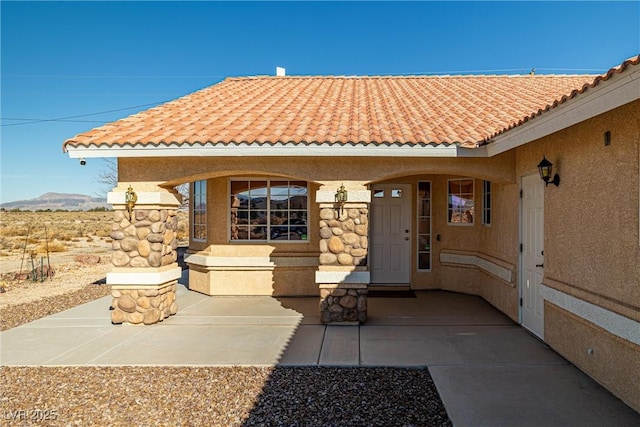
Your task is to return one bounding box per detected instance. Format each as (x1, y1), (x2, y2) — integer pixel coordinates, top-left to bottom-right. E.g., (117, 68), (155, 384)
(125, 185), (138, 217)
(335, 183), (348, 214)
(537, 156), (560, 187)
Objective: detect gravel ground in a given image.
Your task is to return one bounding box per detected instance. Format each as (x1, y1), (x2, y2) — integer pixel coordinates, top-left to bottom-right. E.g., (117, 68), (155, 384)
(1, 366), (451, 426)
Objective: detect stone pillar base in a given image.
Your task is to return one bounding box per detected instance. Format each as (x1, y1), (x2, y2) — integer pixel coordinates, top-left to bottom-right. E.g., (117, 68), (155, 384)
(110, 281), (178, 325)
(320, 284), (368, 324)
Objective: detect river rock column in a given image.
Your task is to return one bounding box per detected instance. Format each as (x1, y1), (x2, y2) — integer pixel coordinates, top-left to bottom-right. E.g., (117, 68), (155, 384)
(106, 186), (182, 325)
(315, 183), (371, 324)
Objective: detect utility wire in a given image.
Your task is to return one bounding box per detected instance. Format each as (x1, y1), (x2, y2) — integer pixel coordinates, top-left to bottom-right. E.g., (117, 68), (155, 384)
(0, 100), (172, 127)
(1, 117), (108, 124)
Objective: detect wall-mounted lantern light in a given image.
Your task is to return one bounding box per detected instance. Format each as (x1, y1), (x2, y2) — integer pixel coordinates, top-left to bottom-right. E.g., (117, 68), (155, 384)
(125, 185), (138, 217)
(335, 183), (348, 215)
(537, 156), (560, 187)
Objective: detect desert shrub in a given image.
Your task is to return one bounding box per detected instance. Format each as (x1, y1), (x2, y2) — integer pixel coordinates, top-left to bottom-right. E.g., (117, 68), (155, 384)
(35, 239), (66, 254)
(0, 227), (29, 237)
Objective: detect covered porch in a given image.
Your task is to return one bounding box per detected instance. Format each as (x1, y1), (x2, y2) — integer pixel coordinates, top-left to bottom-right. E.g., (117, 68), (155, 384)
(2, 279), (638, 425)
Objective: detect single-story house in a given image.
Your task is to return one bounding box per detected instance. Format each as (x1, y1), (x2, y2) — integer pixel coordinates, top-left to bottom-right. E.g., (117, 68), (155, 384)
(63, 55), (639, 411)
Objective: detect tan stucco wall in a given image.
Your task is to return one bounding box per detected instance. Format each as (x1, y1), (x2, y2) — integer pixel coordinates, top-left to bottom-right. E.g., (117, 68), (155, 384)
(118, 153), (517, 187)
(515, 100), (640, 320)
(515, 100), (640, 413)
(545, 303), (640, 411)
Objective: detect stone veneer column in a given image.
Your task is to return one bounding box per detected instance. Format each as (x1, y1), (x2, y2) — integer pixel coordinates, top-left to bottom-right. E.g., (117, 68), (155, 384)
(106, 186), (182, 325)
(315, 184), (371, 324)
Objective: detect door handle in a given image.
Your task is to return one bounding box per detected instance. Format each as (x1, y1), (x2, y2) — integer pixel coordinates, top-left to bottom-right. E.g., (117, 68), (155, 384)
(535, 264), (544, 268)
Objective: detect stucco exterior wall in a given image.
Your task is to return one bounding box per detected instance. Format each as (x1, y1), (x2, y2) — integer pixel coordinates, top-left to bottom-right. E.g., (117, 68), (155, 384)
(118, 153), (516, 187)
(515, 100), (640, 320)
(515, 100), (640, 412)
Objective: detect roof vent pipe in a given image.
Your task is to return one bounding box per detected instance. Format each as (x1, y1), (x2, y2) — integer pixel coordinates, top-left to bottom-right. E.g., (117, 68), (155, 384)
(276, 67), (286, 76)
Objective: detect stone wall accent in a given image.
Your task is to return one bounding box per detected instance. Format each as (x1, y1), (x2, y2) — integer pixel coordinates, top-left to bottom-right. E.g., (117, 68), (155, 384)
(319, 205), (369, 267)
(320, 284), (368, 324)
(110, 209), (178, 268)
(110, 282), (178, 325)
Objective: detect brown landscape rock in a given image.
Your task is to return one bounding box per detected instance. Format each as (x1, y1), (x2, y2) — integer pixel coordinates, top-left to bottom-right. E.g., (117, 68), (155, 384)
(112, 251), (130, 267)
(117, 295), (137, 313)
(111, 310), (126, 324)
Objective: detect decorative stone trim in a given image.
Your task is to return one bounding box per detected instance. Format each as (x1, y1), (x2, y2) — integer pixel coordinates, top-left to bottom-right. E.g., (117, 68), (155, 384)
(110, 282), (178, 325)
(109, 209), (179, 269)
(318, 205), (369, 267)
(320, 284), (368, 324)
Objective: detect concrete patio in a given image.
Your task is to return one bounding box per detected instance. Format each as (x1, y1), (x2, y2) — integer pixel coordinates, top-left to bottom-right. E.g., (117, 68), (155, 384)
(1, 281), (638, 426)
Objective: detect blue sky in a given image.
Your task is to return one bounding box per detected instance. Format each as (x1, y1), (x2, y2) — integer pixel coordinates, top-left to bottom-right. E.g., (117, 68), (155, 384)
(1, 1), (638, 204)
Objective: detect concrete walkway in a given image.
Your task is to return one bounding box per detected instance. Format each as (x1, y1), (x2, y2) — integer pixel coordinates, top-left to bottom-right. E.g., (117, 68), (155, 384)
(2, 283), (638, 426)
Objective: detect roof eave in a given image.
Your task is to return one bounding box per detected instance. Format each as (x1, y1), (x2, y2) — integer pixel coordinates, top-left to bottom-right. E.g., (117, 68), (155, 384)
(64, 142), (488, 159)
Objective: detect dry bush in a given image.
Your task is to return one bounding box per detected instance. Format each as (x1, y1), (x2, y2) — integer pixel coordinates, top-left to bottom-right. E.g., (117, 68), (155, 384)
(35, 239), (66, 254)
(0, 227), (28, 238)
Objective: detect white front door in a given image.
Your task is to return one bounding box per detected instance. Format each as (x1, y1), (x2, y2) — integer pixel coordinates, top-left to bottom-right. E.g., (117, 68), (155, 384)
(370, 184), (412, 284)
(521, 174), (545, 338)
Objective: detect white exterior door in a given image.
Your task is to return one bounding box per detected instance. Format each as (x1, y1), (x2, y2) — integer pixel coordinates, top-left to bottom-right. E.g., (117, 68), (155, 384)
(521, 174), (545, 338)
(370, 184), (412, 284)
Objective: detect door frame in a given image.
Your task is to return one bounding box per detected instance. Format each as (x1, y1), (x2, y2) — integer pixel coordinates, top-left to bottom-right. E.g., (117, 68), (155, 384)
(369, 183), (412, 285)
(519, 173), (545, 338)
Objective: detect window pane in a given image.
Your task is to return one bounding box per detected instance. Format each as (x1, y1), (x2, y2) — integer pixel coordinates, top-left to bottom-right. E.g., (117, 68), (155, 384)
(418, 253), (431, 270)
(250, 210), (268, 225)
(374, 189), (384, 198)
(234, 226), (249, 240)
(418, 235), (430, 251)
(270, 226), (289, 240)
(250, 226), (267, 240)
(235, 210), (249, 225)
(192, 180), (207, 241)
(448, 178), (474, 225)
(420, 200), (430, 216)
(270, 210), (288, 225)
(419, 220), (430, 234)
(391, 189), (403, 198)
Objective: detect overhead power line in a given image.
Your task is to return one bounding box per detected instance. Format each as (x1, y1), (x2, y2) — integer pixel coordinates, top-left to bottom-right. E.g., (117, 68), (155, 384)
(0, 100), (172, 127)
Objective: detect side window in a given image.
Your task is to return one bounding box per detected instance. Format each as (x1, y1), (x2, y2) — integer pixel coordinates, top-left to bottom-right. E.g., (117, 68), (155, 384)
(192, 180), (207, 241)
(417, 181), (431, 271)
(482, 180), (491, 226)
(448, 178), (474, 225)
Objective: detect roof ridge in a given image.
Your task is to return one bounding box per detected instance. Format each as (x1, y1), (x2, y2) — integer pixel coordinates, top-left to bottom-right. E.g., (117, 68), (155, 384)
(226, 74), (598, 81)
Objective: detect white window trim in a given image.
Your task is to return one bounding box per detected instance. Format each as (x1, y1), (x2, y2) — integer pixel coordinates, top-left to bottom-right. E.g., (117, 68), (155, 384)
(447, 178), (475, 226)
(228, 178), (310, 244)
(417, 180), (432, 272)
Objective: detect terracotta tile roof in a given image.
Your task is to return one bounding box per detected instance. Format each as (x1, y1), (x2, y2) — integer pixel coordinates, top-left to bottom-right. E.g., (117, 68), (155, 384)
(63, 66), (624, 151)
(486, 54), (640, 141)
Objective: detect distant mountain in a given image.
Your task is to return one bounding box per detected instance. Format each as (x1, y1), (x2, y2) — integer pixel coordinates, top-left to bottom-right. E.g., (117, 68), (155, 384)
(0, 192), (110, 211)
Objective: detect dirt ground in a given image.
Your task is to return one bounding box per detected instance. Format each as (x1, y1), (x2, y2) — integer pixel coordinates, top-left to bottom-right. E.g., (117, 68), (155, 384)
(0, 211), (188, 326)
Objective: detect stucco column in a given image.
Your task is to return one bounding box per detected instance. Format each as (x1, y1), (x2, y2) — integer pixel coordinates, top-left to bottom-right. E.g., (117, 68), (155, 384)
(315, 182), (371, 324)
(106, 185), (182, 325)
